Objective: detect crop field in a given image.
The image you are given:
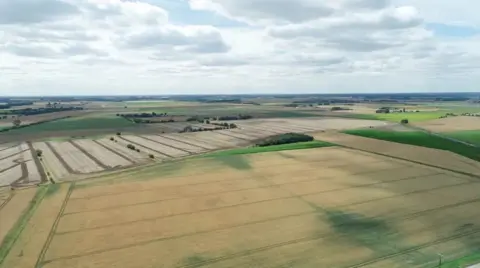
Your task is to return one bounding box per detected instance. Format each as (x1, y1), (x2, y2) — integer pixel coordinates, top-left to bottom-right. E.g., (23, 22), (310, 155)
(416, 117), (480, 132)
(95, 138), (148, 163)
(342, 129), (480, 162)
(2, 146), (479, 268)
(314, 132), (480, 177)
(48, 142), (104, 174)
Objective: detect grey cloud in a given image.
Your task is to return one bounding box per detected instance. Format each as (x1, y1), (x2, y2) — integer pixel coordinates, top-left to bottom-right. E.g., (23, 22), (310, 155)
(0, 0), (78, 24)
(343, 0), (390, 10)
(3, 42), (108, 58)
(12, 28), (99, 42)
(122, 27), (230, 54)
(197, 56), (248, 66)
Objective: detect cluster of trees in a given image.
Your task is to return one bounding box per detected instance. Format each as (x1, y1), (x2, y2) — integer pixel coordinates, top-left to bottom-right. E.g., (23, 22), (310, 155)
(131, 118), (175, 124)
(179, 125), (225, 133)
(330, 107), (352, 111)
(2, 106), (83, 116)
(216, 114), (253, 121)
(256, 133), (314, 147)
(126, 144), (140, 152)
(117, 112), (168, 118)
(210, 122), (237, 129)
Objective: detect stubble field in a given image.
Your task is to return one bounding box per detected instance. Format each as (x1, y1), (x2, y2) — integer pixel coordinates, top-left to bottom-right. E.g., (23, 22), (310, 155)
(4, 146), (480, 268)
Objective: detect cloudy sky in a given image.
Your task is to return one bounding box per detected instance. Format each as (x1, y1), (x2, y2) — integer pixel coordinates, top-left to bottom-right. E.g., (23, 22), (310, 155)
(1, 0), (479, 96)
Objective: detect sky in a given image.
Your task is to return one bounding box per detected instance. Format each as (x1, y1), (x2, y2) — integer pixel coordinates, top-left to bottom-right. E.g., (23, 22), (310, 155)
(0, 0), (479, 96)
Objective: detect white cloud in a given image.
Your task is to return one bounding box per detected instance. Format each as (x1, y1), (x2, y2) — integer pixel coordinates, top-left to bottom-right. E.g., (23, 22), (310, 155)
(0, 0), (479, 95)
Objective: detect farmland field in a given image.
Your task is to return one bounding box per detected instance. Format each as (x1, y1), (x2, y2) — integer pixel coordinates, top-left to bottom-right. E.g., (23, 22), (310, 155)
(343, 129), (480, 162)
(3, 145), (480, 268)
(444, 131), (480, 146)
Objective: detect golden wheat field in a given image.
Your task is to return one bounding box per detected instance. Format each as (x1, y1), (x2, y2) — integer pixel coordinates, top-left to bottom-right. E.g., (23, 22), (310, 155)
(2, 146), (480, 268)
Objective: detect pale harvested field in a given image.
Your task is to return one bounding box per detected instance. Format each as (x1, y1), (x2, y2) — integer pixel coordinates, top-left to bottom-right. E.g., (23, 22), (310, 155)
(122, 135), (189, 157)
(416, 116), (480, 132)
(142, 135), (207, 153)
(96, 138), (147, 163)
(160, 134), (218, 150)
(215, 129), (261, 140)
(196, 132), (250, 146)
(73, 139), (131, 168)
(0, 144), (23, 160)
(49, 141), (103, 173)
(181, 132), (235, 148)
(21, 149), (41, 184)
(0, 147), (467, 268)
(0, 188), (37, 245)
(32, 142), (69, 180)
(0, 164), (23, 186)
(233, 117), (387, 132)
(313, 132), (480, 176)
(117, 136), (172, 159)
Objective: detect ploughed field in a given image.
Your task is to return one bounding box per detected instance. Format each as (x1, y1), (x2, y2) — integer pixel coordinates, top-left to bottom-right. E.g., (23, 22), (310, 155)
(1, 117), (385, 185)
(5, 146), (480, 268)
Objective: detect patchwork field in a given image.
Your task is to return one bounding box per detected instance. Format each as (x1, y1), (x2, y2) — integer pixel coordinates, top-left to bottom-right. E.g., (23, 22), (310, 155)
(0, 143), (43, 187)
(3, 146), (480, 268)
(416, 117), (480, 132)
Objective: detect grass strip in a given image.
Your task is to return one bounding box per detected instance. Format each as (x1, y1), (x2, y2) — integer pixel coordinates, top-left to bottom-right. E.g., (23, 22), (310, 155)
(202, 141), (335, 157)
(343, 129), (480, 162)
(0, 186), (49, 266)
(441, 253), (480, 268)
(444, 130), (480, 146)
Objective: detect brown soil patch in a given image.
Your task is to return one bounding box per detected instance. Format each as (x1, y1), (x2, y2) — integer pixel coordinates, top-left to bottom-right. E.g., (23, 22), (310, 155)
(0, 188), (36, 244)
(416, 116), (480, 132)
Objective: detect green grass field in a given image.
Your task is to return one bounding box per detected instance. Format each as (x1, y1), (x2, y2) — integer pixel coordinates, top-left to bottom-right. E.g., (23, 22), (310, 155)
(4, 116), (136, 134)
(443, 130), (480, 146)
(203, 141), (335, 157)
(442, 253), (480, 268)
(345, 111), (446, 122)
(343, 129), (480, 161)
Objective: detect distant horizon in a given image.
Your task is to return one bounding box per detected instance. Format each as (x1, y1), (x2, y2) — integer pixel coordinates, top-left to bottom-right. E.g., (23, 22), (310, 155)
(2, 92), (480, 98)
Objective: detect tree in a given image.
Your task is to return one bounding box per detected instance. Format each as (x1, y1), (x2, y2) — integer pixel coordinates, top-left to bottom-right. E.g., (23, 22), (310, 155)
(36, 149), (43, 157)
(12, 118), (21, 127)
(116, 132), (121, 136)
(401, 119), (409, 124)
(110, 137), (114, 141)
(149, 154), (155, 159)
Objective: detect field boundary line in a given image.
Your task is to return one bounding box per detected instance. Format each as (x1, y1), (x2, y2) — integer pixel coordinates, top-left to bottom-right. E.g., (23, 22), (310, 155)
(338, 144), (480, 179)
(0, 163), (21, 175)
(11, 161), (29, 187)
(0, 144), (18, 153)
(0, 149), (29, 161)
(28, 142), (47, 183)
(69, 140), (109, 170)
(118, 136), (173, 158)
(92, 140), (134, 164)
(0, 189), (14, 211)
(45, 142), (76, 174)
(140, 135), (193, 154)
(34, 183), (75, 268)
(212, 131), (253, 141)
(57, 178), (470, 234)
(44, 196), (480, 265)
(158, 135), (211, 150)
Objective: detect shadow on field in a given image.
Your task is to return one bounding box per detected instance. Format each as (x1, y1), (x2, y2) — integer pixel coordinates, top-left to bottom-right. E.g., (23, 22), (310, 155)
(322, 209), (434, 265)
(212, 155), (251, 170)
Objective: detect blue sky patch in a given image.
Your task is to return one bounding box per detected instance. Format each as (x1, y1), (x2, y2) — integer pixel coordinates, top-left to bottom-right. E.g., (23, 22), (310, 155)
(426, 23), (479, 37)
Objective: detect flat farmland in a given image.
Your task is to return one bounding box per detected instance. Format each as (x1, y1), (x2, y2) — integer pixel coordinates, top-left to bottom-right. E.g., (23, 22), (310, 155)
(48, 141), (104, 173)
(416, 116), (480, 132)
(32, 142), (70, 180)
(1, 146), (475, 268)
(95, 138), (148, 163)
(142, 135), (207, 153)
(72, 139), (131, 168)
